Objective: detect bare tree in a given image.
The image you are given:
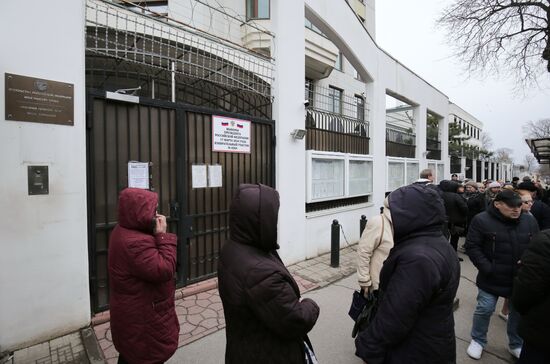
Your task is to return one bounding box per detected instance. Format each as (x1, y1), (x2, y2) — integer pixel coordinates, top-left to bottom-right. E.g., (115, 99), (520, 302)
(437, 0), (550, 88)
(524, 153), (539, 173)
(523, 118), (550, 139)
(480, 131), (493, 150)
(494, 147), (514, 163)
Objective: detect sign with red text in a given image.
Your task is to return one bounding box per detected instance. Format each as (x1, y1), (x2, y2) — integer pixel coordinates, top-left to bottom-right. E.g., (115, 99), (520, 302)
(212, 115), (251, 153)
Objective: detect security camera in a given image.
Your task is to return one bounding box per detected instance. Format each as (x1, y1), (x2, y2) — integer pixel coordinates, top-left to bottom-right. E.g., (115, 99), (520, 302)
(304, 99), (310, 107)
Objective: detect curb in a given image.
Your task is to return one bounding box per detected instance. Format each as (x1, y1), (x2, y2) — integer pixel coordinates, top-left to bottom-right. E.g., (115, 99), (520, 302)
(81, 327), (106, 364)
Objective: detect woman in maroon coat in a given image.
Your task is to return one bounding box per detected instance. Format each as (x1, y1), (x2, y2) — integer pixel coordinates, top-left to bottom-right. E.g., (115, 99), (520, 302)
(218, 184), (320, 363)
(108, 188), (179, 364)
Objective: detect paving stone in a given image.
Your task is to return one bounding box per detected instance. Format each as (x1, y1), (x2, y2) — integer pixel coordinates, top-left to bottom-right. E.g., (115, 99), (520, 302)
(200, 308), (218, 319)
(200, 318), (218, 329)
(180, 322), (196, 334)
(186, 313), (204, 326)
(187, 305), (205, 315)
(195, 299), (211, 308)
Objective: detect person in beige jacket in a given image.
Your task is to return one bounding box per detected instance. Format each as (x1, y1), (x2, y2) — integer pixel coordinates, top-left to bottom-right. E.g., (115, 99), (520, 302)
(357, 197), (394, 293)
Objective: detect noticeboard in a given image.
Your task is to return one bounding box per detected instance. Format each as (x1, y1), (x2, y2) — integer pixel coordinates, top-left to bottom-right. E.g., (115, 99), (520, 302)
(212, 115), (251, 153)
(5, 73), (74, 126)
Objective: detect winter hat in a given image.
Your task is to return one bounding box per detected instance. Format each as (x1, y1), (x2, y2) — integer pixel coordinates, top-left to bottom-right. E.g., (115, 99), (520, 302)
(494, 190), (522, 208)
(488, 181), (501, 189)
(517, 181), (538, 192)
(465, 181), (478, 189)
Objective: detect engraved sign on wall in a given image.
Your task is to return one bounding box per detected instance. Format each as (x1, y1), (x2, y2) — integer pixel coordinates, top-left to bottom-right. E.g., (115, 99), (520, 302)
(212, 115), (251, 153)
(5, 73), (74, 126)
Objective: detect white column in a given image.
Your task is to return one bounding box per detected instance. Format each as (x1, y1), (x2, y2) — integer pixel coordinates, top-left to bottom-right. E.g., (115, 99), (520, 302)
(472, 159), (477, 182)
(370, 80), (387, 204)
(461, 157), (466, 178)
(272, 0), (307, 265)
(415, 105), (427, 162)
(440, 116), (450, 178)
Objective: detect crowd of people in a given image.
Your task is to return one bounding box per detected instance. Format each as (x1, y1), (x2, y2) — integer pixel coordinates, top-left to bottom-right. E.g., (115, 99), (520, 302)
(103, 172), (550, 363)
(355, 170), (550, 363)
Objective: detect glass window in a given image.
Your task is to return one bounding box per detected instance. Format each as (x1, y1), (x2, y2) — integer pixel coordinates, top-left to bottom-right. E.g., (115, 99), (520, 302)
(328, 86), (342, 114)
(246, 0), (270, 20)
(311, 158), (345, 200)
(335, 52), (343, 71)
(307, 152), (373, 202)
(349, 160), (373, 196)
(437, 163), (445, 184)
(406, 162), (419, 185)
(388, 161), (405, 191)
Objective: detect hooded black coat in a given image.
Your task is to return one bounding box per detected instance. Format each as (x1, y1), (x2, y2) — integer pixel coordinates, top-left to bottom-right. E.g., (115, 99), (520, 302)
(218, 184), (319, 364)
(465, 203), (539, 298)
(439, 180), (468, 226)
(355, 184), (460, 364)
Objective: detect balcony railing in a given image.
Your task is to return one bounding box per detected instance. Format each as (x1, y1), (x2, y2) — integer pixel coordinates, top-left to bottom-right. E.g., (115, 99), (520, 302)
(305, 83), (369, 154)
(386, 127), (415, 158)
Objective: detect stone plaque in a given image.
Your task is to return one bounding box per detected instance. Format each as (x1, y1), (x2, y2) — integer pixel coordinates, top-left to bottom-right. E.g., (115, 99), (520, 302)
(5, 73), (74, 126)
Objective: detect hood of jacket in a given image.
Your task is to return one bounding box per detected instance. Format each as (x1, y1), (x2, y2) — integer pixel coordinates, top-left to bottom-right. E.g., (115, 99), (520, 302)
(117, 188), (158, 233)
(229, 184), (280, 251)
(439, 179), (460, 193)
(388, 184), (445, 244)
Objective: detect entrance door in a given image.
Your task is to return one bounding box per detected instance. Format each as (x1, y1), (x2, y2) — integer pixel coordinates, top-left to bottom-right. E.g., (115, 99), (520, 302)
(87, 92), (274, 313)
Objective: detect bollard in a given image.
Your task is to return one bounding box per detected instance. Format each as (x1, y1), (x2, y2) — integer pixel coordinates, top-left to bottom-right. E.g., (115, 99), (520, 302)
(331, 219), (340, 268)
(359, 215), (367, 237)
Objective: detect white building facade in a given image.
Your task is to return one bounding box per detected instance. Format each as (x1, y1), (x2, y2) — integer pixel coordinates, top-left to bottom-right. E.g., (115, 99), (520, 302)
(0, 0), (498, 352)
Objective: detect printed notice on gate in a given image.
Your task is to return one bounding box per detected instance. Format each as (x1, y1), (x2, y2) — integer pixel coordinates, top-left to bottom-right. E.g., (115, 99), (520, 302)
(128, 162), (150, 189)
(212, 115), (251, 153)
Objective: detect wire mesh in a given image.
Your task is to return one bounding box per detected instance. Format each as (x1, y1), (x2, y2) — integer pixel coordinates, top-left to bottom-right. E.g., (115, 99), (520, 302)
(85, 0), (274, 100)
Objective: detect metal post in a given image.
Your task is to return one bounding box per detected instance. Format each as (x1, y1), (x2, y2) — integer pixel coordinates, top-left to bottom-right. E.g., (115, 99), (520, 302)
(171, 61), (176, 102)
(331, 220), (340, 268)
(359, 215), (367, 237)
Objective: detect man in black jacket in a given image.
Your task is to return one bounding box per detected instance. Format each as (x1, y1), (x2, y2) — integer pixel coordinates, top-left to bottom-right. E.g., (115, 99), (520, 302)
(465, 190), (539, 360)
(355, 184), (460, 364)
(512, 230), (550, 363)
(517, 181), (550, 230)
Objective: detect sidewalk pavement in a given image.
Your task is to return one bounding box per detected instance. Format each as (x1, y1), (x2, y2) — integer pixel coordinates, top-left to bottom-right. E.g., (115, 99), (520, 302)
(5, 240), (517, 363)
(2, 244), (356, 364)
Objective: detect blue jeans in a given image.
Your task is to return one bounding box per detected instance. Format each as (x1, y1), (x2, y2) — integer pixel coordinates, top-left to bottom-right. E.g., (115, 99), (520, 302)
(470, 288), (522, 350)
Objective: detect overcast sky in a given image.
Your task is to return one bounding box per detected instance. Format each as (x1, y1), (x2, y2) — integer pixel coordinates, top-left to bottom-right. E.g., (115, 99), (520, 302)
(376, 0), (550, 164)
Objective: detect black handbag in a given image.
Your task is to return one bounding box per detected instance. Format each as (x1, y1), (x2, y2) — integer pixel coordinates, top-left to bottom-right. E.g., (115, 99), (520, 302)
(351, 290), (380, 338)
(348, 289), (368, 321)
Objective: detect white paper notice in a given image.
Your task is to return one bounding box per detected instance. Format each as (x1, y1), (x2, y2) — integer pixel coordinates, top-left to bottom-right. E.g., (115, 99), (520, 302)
(208, 165), (223, 188)
(192, 165), (208, 188)
(128, 162), (150, 189)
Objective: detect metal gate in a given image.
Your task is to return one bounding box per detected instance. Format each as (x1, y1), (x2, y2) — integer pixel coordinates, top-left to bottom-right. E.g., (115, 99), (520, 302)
(87, 91), (274, 313)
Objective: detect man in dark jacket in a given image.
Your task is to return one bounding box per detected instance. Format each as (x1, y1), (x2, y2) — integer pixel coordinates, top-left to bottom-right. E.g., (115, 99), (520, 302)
(218, 184), (320, 364)
(512, 230), (550, 363)
(465, 190), (539, 360)
(355, 184), (460, 364)
(108, 188), (179, 364)
(439, 180), (469, 253)
(517, 181), (550, 230)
